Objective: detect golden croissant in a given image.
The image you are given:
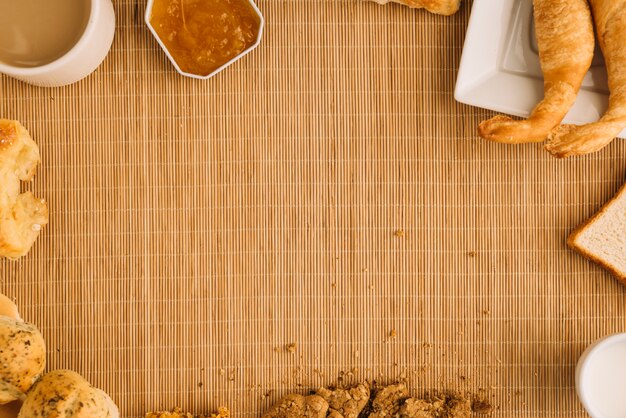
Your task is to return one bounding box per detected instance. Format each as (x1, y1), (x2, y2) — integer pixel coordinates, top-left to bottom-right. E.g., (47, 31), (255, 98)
(546, 0), (626, 157)
(369, 0), (461, 16)
(478, 0), (595, 143)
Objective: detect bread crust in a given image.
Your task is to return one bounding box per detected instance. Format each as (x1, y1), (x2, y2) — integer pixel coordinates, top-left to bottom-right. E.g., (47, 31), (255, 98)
(478, 0), (595, 144)
(368, 0), (461, 16)
(567, 182), (626, 284)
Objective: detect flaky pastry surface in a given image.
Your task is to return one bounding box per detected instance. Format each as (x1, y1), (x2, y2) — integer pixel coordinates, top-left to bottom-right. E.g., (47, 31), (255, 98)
(478, 0), (594, 144)
(0, 119), (48, 259)
(546, 0), (626, 157)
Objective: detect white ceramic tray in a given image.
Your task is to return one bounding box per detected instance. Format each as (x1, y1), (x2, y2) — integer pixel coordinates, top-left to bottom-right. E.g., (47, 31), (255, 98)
(454, 0), (626, 139)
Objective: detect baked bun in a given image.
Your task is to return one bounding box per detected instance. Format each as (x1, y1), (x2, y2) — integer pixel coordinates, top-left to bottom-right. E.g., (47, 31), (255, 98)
(18, 370), (119, 418)
(0, 296), (46, 404)
(0, 119), (48, 259)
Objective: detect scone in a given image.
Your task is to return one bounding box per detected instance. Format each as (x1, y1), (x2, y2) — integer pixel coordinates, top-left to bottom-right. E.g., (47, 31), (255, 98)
(18, 370), (119, 418)
(0, 119), (48, 259)
(368, 0), (461, 16)
(0, 294), (46, 404)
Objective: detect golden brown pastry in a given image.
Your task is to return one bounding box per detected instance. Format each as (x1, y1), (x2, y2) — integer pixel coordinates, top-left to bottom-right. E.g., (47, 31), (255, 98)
(262, 394), (329, 418)
(18, 370), (119, 418)
(546, 0), (626, 157)
(399, 394), (472, 417)
(316, 383), (370, 418)
(0, 119), (48, 259)
(265, 383), (492, 417)
(0, 294), (45, 404)
(368, 0), (461, 16)
(146, 407), (230, 418)
(478, 0), (594, 143)
(369, 383), (410, 417)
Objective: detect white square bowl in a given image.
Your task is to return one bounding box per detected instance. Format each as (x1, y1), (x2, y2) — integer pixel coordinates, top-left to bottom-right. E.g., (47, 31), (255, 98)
(145, 0), (264, 80)
(454, 0), (626, 139)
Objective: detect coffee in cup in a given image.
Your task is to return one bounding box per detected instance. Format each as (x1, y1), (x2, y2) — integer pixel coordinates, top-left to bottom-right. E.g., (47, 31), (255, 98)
(0, 0), (91, 68)
(0, 0), (115, 87)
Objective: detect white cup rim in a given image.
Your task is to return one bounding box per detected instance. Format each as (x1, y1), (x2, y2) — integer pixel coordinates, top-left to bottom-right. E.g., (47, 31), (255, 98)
(576, 333), (626, 418)
(0, 0), (101, 76)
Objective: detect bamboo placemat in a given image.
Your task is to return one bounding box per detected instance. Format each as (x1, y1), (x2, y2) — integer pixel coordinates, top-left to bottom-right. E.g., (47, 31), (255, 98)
(1, 0), (625, 416)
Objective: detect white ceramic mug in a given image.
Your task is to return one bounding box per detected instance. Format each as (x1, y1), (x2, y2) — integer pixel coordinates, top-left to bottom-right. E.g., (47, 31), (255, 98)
(576, 333), (626, 418)
(0, 0), (115, 87)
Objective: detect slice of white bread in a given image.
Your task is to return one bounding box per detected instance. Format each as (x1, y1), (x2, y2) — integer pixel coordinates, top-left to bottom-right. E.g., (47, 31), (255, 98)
(568, 182), (626, 284)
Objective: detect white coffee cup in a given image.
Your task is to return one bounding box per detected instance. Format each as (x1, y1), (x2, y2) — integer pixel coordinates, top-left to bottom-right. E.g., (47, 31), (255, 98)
(576, 333), (626, 418)
(0, 0), (115, 87)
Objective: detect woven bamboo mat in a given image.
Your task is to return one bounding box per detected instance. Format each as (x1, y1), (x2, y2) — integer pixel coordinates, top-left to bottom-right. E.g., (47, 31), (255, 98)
(1, 0), (625, 416)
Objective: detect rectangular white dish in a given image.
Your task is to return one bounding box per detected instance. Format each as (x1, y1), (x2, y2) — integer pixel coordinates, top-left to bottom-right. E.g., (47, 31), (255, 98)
(455, 0), (626, 139)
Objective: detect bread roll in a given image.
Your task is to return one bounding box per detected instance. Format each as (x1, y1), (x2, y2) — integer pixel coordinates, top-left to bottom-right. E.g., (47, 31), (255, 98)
(0, 309), (46, 404)
(19, 370), (119, 418)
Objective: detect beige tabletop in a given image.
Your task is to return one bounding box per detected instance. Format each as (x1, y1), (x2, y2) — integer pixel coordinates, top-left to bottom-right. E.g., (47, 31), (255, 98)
(1, 0), (625, 416)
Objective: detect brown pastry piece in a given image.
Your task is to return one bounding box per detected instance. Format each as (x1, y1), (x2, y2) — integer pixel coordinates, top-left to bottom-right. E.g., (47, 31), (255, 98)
(0, 119), (48, 259)
(18, 370), (119, 418)
(316, 383), (370, 418)
(399, 394), (472, 417)
(368, 0), (461, 16)
(262, 394), (329, 418)
(146, 407), (230, 418)
(146, 410), (195, 418)
(369, 383), (410, 417)
(478, 0), (594, 144)
(0, 295), (46, 405)
(546, 0), (626, 157)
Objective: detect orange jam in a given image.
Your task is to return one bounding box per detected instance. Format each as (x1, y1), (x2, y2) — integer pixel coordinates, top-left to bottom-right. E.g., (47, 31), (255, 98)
(150, 0), (261, 76)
